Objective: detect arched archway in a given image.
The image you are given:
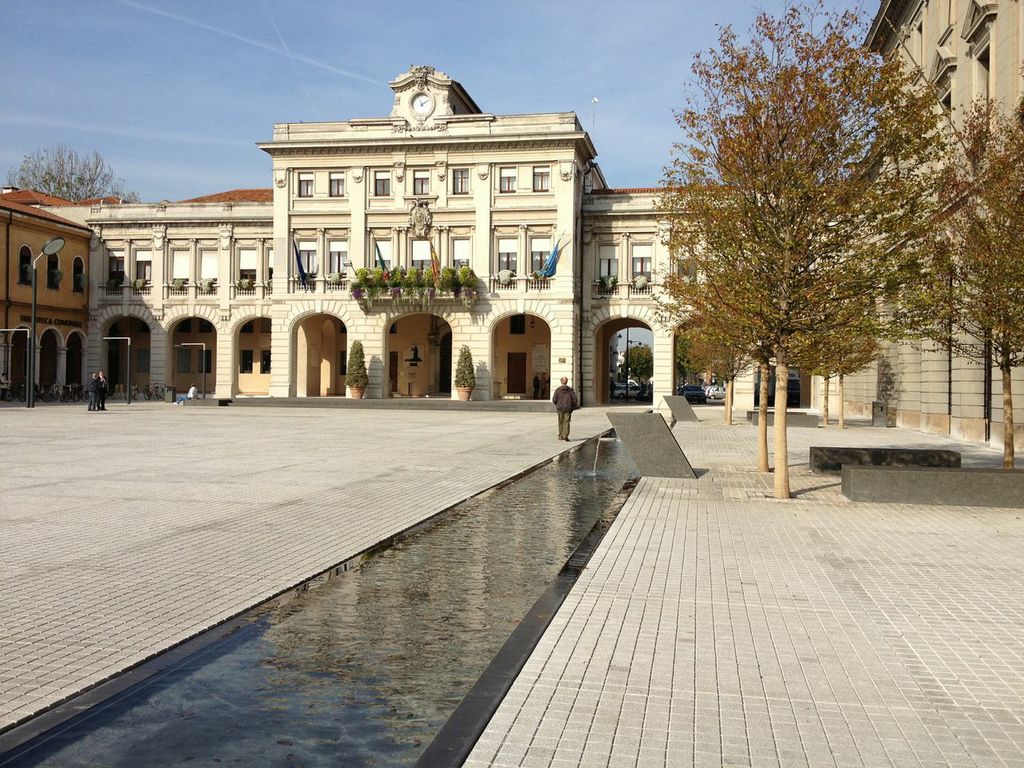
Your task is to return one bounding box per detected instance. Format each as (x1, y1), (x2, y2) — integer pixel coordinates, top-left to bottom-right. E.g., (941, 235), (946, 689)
(294, 314), (346, 397)
(235, 316), (273, 396)
(384, 313), (453, 398)
(104, 317), (152, 393)
(66, 331), (85, 385)
(491, 313), (552, 400)
(5, 326), (29, 387)
(168, 316), (216, 396)
(38, 329), (61, 386)
(595, 318), (654, 404)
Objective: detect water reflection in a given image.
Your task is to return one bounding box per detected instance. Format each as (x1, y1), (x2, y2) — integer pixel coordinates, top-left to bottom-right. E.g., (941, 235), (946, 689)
(7, 440), (634, 768)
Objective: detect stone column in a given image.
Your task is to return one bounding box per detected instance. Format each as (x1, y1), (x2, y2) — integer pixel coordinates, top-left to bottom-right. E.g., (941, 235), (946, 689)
(619, 233), (631, 283)
(518, 224), (528, 275)
(56, 346), (67, 385)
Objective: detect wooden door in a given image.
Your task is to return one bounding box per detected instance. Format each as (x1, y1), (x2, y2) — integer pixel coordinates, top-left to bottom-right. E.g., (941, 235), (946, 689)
(507, 352), (527, 394)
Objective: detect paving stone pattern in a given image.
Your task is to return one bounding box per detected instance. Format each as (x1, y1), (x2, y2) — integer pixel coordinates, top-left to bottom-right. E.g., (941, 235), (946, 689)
(0, 402), (614, 732)
(467, 413), (1024, 768)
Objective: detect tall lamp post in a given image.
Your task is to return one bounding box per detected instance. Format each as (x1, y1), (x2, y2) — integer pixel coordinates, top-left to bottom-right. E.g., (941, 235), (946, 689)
(177, 342), (207, 399)
(102, 336), (132, 404)
(28, 237), (66, 408)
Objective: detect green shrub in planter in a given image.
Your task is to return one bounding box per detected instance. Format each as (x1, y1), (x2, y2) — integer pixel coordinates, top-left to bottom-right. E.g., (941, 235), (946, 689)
(346, 340), (369, 389)
(454, 345), (475, 389)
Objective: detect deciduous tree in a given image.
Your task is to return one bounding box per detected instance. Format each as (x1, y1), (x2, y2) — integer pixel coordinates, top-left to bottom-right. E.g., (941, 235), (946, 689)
(7, 144), (139, 202)
(660, 2), (942, 497)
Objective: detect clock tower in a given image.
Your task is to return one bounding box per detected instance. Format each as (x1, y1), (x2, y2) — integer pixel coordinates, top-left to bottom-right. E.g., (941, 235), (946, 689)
(388, 66), (482, 128)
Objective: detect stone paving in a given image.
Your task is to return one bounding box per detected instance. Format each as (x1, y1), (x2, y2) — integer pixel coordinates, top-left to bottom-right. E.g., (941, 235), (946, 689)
(467, 411), (1024, 768)
(0, 400), (615, 733)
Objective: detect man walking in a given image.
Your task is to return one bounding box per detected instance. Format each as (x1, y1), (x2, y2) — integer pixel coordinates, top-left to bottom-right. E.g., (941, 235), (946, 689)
(551, 376), (578, 441)
(87, 372), (100, 412)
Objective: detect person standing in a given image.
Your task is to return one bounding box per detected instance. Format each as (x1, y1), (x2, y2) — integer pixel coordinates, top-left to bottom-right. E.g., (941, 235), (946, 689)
(532, 374), (541, 400)
(97, 370), (108, 410)
(87, 372), (100, 412)
(551, 376), (578, 441)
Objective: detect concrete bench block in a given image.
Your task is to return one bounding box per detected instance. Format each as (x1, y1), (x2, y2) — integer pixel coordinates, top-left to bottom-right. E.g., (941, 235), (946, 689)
(606, 412), (697, 479)
(749, 410), (819, 428)
(661, 396), (699, 424)
(841, 465), (1024, 508)
(811, 446), (961, 475)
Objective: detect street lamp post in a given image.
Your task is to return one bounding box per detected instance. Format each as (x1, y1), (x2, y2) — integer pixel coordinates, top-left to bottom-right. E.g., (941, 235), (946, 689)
(177, 342), (207, 399)
(28, 237), (66, 408)
(102, 336), (132, 404)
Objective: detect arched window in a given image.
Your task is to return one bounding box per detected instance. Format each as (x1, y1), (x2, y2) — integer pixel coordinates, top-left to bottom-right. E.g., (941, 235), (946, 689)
(73, 257), (85, 293)
(46, 254), (61, 289)
(18, 246), (31, 285)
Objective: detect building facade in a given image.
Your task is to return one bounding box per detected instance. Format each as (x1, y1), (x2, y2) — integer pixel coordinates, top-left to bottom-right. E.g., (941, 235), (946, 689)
(833, 0), (1023, 450)
(0, 198), (93, 394)
(61, 67), (676, 403)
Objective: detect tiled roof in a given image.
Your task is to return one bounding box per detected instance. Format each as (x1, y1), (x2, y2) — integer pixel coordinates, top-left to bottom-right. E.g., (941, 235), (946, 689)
(587, 187), (662, 195)
(0, 189), (75, 206)
(0, 199), (92, 232)
(178, 188), (273, 203)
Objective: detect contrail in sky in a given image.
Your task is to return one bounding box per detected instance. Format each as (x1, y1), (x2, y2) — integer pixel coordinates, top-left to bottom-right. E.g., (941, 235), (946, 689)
(263, 0), (319, 115)
(116, 0), (378, 86)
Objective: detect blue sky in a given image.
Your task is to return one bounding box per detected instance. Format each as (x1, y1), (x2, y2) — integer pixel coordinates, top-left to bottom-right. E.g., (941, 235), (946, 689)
(2, 0), (860, 202)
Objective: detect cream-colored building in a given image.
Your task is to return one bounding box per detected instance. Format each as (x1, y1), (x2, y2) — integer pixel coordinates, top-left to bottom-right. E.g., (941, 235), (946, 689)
(829, 1), (1022, 450)
(61, 67), (675, 403)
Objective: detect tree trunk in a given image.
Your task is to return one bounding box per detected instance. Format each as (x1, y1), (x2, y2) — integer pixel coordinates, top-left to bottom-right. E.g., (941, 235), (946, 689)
(822, 376), (830, 427)
(757, 362), (770, 472)
(1002, 362), (1015, 469)
(838, 374), (846, 430)
(773, 361), (791, 499)
(724, 378), (733, 426)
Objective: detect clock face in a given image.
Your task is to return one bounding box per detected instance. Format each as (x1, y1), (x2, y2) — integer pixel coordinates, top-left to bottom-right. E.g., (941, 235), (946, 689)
(411, 92), (434, 115)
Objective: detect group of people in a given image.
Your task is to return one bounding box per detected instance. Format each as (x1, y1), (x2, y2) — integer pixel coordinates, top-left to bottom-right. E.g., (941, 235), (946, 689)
(86, 371), (108, 412)
(531, 373), (551, 400)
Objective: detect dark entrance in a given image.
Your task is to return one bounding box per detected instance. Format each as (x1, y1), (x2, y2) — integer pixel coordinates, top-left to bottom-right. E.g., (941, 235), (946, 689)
(439, 333), (452, 394)
(389, 351), (399, 394)
(507, 352), (527, 394)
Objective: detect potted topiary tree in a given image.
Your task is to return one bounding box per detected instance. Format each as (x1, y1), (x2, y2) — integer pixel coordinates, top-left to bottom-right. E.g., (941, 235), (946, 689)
(454, 344), (475, 401)
(346, 340), (369, 398)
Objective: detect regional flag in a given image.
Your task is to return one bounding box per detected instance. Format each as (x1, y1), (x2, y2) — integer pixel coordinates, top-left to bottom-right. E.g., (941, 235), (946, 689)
(428, 240), (441, 288)
(292, 239), (308, 288)
(375, 241), (388, 272)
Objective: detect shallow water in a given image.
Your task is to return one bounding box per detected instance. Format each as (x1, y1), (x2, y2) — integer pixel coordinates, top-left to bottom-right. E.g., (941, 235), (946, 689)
(6, 439), (634, 768)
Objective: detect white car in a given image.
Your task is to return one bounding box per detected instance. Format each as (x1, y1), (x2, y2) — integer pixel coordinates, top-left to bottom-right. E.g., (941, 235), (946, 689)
(705, 385), (726, 401)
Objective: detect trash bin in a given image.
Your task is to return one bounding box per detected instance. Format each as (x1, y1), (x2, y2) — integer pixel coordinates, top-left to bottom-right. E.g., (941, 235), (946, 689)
(165, 387), (176, 403)
(872, 401), (895, 428)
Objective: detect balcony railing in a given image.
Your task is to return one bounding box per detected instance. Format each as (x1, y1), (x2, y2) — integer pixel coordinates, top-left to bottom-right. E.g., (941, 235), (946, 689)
(488, 275), (553, 293)
(196, 281), (219, 297)
(166, 282), (190, 298)
(288, 275), (349, 294)
(104, 283), (124, 297)
(131, 283), (152, 297)
(591, 278), (655, 300)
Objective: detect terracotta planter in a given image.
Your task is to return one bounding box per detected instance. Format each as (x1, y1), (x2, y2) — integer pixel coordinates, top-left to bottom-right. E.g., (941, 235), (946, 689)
(349, 386), (365, 399)
(456, 387), (473, 401)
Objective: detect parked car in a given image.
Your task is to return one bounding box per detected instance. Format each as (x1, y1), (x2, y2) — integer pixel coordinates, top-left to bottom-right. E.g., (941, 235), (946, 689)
(705, 385), (726, 401)
(681, 385), (707, 404)
(612, 381), (641, 400)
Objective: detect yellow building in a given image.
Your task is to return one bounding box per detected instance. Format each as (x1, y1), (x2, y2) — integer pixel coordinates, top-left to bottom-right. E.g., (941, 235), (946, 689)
(1, 198), (92, 396)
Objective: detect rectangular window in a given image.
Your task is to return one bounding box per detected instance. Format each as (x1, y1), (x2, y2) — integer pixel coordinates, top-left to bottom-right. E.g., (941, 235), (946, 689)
(238, 249), (257, 282)
(328, 172), (345, 197)
(374, 171), (391, 197)
(172, 251), (190, 280)
(177, 347), (191, 374)
(202, 350), (212, 374)
(297, 172), (314, 197)
(200, 250), (218, 280)
(532, 166), (550, 192)
(530, 238), (550, 274)
(109, 251), (125, 281)
(134, 250), (152, 282)
(260, 350), (272, 373)
(497, 238), (518, 273)
(599, 245), (618, 278)
(499, 167), (517, 193)
(298, 240), (317, 275)
(239, 349), (254, 374)
(373, 240), (392, 269)
(411, 240), (432, 272)
(452, 168), (470, 195)
(137, 349), (150, 374)
(328, 240), (348, 274)
(509, 314), (526, 335)
(413, 170), (430, 195)
(631, 244), (652, 279)
(452, 238), (471, 267)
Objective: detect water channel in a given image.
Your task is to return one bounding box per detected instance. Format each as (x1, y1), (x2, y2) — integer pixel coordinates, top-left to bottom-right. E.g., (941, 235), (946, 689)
(4, 438), (634, 768)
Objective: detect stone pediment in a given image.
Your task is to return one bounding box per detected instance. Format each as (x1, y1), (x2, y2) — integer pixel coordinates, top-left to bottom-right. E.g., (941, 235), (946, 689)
(930, 46), (957, 86)
(960, 1), (997, 45)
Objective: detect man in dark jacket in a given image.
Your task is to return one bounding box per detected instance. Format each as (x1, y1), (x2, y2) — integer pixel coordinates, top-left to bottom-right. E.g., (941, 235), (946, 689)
(97, 370), (108, 410)
(551, 376), (578, 441)
(86, 372), (99, 412)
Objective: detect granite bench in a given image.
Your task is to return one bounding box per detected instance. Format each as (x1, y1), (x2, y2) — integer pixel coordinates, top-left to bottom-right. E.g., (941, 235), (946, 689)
(748, 410), (820, 428)
(810, 446), (961, 475)
(841, 465), (1024, 508)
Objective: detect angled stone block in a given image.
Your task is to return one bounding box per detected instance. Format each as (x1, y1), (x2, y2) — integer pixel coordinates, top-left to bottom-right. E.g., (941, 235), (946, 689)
(662, 395), (699, 424)
(607, 412), (697, 479)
